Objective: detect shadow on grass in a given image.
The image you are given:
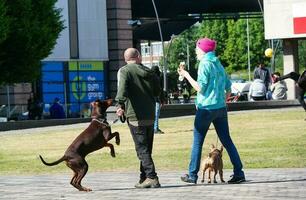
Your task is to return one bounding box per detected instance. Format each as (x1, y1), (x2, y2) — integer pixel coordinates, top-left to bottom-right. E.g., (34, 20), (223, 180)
(166, 129), (193, 134)
(166, 127), (215, 134)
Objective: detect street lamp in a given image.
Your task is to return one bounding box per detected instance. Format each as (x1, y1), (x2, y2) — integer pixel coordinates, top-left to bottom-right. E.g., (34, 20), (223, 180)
(151, 0), (167, 93)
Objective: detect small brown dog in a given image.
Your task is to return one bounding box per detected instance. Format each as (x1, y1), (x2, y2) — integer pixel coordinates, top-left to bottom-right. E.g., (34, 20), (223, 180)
(201, 144), (225, 184)
(39, 99), (120, 192)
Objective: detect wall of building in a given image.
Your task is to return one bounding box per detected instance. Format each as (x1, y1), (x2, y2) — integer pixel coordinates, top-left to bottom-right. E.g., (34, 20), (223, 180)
(106, 0), (133, 98)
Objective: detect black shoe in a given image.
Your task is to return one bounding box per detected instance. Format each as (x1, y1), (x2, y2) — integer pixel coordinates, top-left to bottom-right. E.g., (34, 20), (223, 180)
(181, 174), (196, 184)
(227, 175), (246, 184)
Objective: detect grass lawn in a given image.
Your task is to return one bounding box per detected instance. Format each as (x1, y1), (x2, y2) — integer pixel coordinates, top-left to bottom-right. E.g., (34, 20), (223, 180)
(0, 108), (305, 175)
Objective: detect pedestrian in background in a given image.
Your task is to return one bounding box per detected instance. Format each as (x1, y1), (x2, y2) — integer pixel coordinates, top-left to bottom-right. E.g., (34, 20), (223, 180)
(271, 72), (287, 100)
(254, 62), (271, 91)
(151, 65), (165, 134)
(49, 97), (65, 119)
(277, 70), (306, 118)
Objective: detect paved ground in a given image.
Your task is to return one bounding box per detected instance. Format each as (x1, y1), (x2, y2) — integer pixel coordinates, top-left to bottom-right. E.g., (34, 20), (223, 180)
(1, 168), (306, 200)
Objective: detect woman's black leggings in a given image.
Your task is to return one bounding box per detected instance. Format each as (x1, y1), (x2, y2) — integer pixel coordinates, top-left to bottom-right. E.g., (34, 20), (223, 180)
(279, 72), (306, 112)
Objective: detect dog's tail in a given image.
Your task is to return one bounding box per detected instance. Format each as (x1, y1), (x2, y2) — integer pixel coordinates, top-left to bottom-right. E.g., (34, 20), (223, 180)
(39, 155), (66, 166)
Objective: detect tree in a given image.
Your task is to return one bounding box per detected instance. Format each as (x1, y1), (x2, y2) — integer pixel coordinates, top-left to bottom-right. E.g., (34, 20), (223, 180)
(164, 16), (273, 89)
(0, 0), (9, 45)
(248, 18), (269, 70)
(223, 19), (249, 73)
(0, 0), (64, 85)
(196, 19), (229, 66)
(299, 40), (306, 71)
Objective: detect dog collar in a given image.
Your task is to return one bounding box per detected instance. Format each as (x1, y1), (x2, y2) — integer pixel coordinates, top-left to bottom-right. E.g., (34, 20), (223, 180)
(92, 118), (109, 126)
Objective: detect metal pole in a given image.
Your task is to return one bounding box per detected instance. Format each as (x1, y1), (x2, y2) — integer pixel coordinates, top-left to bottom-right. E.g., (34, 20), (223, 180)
(151, 0), (167, 92)
(150, 41), (153, 67)
(64, 82), (68, 118)
(187, 43), (190, 71)
(6, 85), (10, 119)
(247, 17), (251, 81)
(271, 39), (274, 73)
(272, 40), (281, 72)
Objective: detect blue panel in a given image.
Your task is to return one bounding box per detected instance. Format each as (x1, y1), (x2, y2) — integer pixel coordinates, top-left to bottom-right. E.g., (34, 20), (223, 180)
(42, 71), (64, 82)
(69, 82), (104, 92)
(69, 91), (105, 103)
(42, 83), (64, 93)
(68, 71), (104, 81)
(42, 61), (64, 71)
(68, 103), (81, 116)
(42, 93), (65, 104)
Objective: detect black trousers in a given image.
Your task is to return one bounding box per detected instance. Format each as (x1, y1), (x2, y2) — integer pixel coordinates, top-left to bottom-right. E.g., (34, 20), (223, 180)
(251, 96), (266, 101)
(128, 123), (157, 179)
(279, 72), (306, 111)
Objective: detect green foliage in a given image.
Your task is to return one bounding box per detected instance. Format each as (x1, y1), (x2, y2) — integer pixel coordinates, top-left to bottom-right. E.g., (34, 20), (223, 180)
(0, 0), (9, 44)
(0, 0), (64, 85)
(167, 18), (270, 77)
(224, 19), (248, 72)
(197, 19), (229, 65)
(248, 18), (270, 68)
(299, 40), (306, 71)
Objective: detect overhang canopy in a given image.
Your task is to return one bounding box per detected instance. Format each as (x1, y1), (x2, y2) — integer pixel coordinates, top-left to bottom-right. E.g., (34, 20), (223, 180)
(131, 0), (264, 41)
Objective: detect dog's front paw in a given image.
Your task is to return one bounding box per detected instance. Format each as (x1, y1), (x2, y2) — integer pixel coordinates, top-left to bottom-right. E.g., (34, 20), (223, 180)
(111, 150), (116, 158)
(81, 187), (92, 192)
(115, 133), (120, 145)
(116, 137), (120, 145)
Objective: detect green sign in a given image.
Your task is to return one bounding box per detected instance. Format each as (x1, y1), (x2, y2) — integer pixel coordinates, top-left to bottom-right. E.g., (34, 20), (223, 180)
(71, 76), (86, 100)
(69, 61), (104, 71)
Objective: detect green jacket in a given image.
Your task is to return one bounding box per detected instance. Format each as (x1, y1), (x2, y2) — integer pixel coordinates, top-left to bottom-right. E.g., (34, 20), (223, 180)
(115, 63), (161, 121)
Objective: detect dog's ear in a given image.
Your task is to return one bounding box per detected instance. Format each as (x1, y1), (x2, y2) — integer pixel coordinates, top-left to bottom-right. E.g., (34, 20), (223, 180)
(208, 152), (212, 157)
(210, 144), (215, 150)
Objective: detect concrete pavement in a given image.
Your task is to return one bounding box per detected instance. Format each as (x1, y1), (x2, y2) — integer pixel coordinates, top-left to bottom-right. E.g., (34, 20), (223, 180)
(1, 168), (306, 200)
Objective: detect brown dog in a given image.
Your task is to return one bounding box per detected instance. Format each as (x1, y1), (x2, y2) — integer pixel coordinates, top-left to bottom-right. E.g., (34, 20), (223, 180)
(201, 144), (225, 184)
(39, 99), (120, 192)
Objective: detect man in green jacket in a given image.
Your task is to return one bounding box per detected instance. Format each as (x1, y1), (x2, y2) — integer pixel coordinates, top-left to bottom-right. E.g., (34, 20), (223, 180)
(116, 48), (161, 188)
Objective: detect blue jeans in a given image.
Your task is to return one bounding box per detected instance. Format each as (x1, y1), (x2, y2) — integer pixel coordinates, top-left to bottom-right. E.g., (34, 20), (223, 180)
(154, 102), (160, 131)
(188, 107), (244, 182)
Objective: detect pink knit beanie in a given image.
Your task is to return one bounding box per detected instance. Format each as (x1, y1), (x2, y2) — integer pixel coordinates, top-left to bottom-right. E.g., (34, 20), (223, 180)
(196, 38), (216, 53)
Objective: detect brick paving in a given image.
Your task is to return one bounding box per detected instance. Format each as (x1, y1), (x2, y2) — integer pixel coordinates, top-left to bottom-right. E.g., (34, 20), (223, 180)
(1, 168), (306, 200)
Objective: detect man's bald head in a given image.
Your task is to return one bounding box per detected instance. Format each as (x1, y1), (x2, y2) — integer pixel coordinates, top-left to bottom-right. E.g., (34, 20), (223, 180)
(124, 48), (141, 64)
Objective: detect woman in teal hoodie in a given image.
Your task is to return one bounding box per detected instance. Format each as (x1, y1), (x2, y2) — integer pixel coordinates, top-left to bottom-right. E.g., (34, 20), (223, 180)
(178, 38), (245, 184)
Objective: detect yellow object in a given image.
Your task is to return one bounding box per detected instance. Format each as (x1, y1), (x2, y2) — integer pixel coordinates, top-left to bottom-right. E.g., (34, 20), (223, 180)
(265, 48), (273, 58)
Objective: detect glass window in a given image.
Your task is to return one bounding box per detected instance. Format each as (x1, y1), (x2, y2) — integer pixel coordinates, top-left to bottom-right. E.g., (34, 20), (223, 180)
(152, 43), (163, 56)
(141, 43), (151, 57)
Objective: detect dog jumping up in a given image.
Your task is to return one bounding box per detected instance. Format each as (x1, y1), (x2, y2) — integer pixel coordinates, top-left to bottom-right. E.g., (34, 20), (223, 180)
(39, 99), (120, 192)
(201, 144), (225, 184)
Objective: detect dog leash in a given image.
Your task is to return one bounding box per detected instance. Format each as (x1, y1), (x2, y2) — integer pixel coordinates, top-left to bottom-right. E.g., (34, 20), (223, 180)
(119, 114), (126, 123)
(92, 117), (124, 126)
(215, 136), (219, 147)
(92, 118), (109, 126)
(108, 114), (126, 125)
